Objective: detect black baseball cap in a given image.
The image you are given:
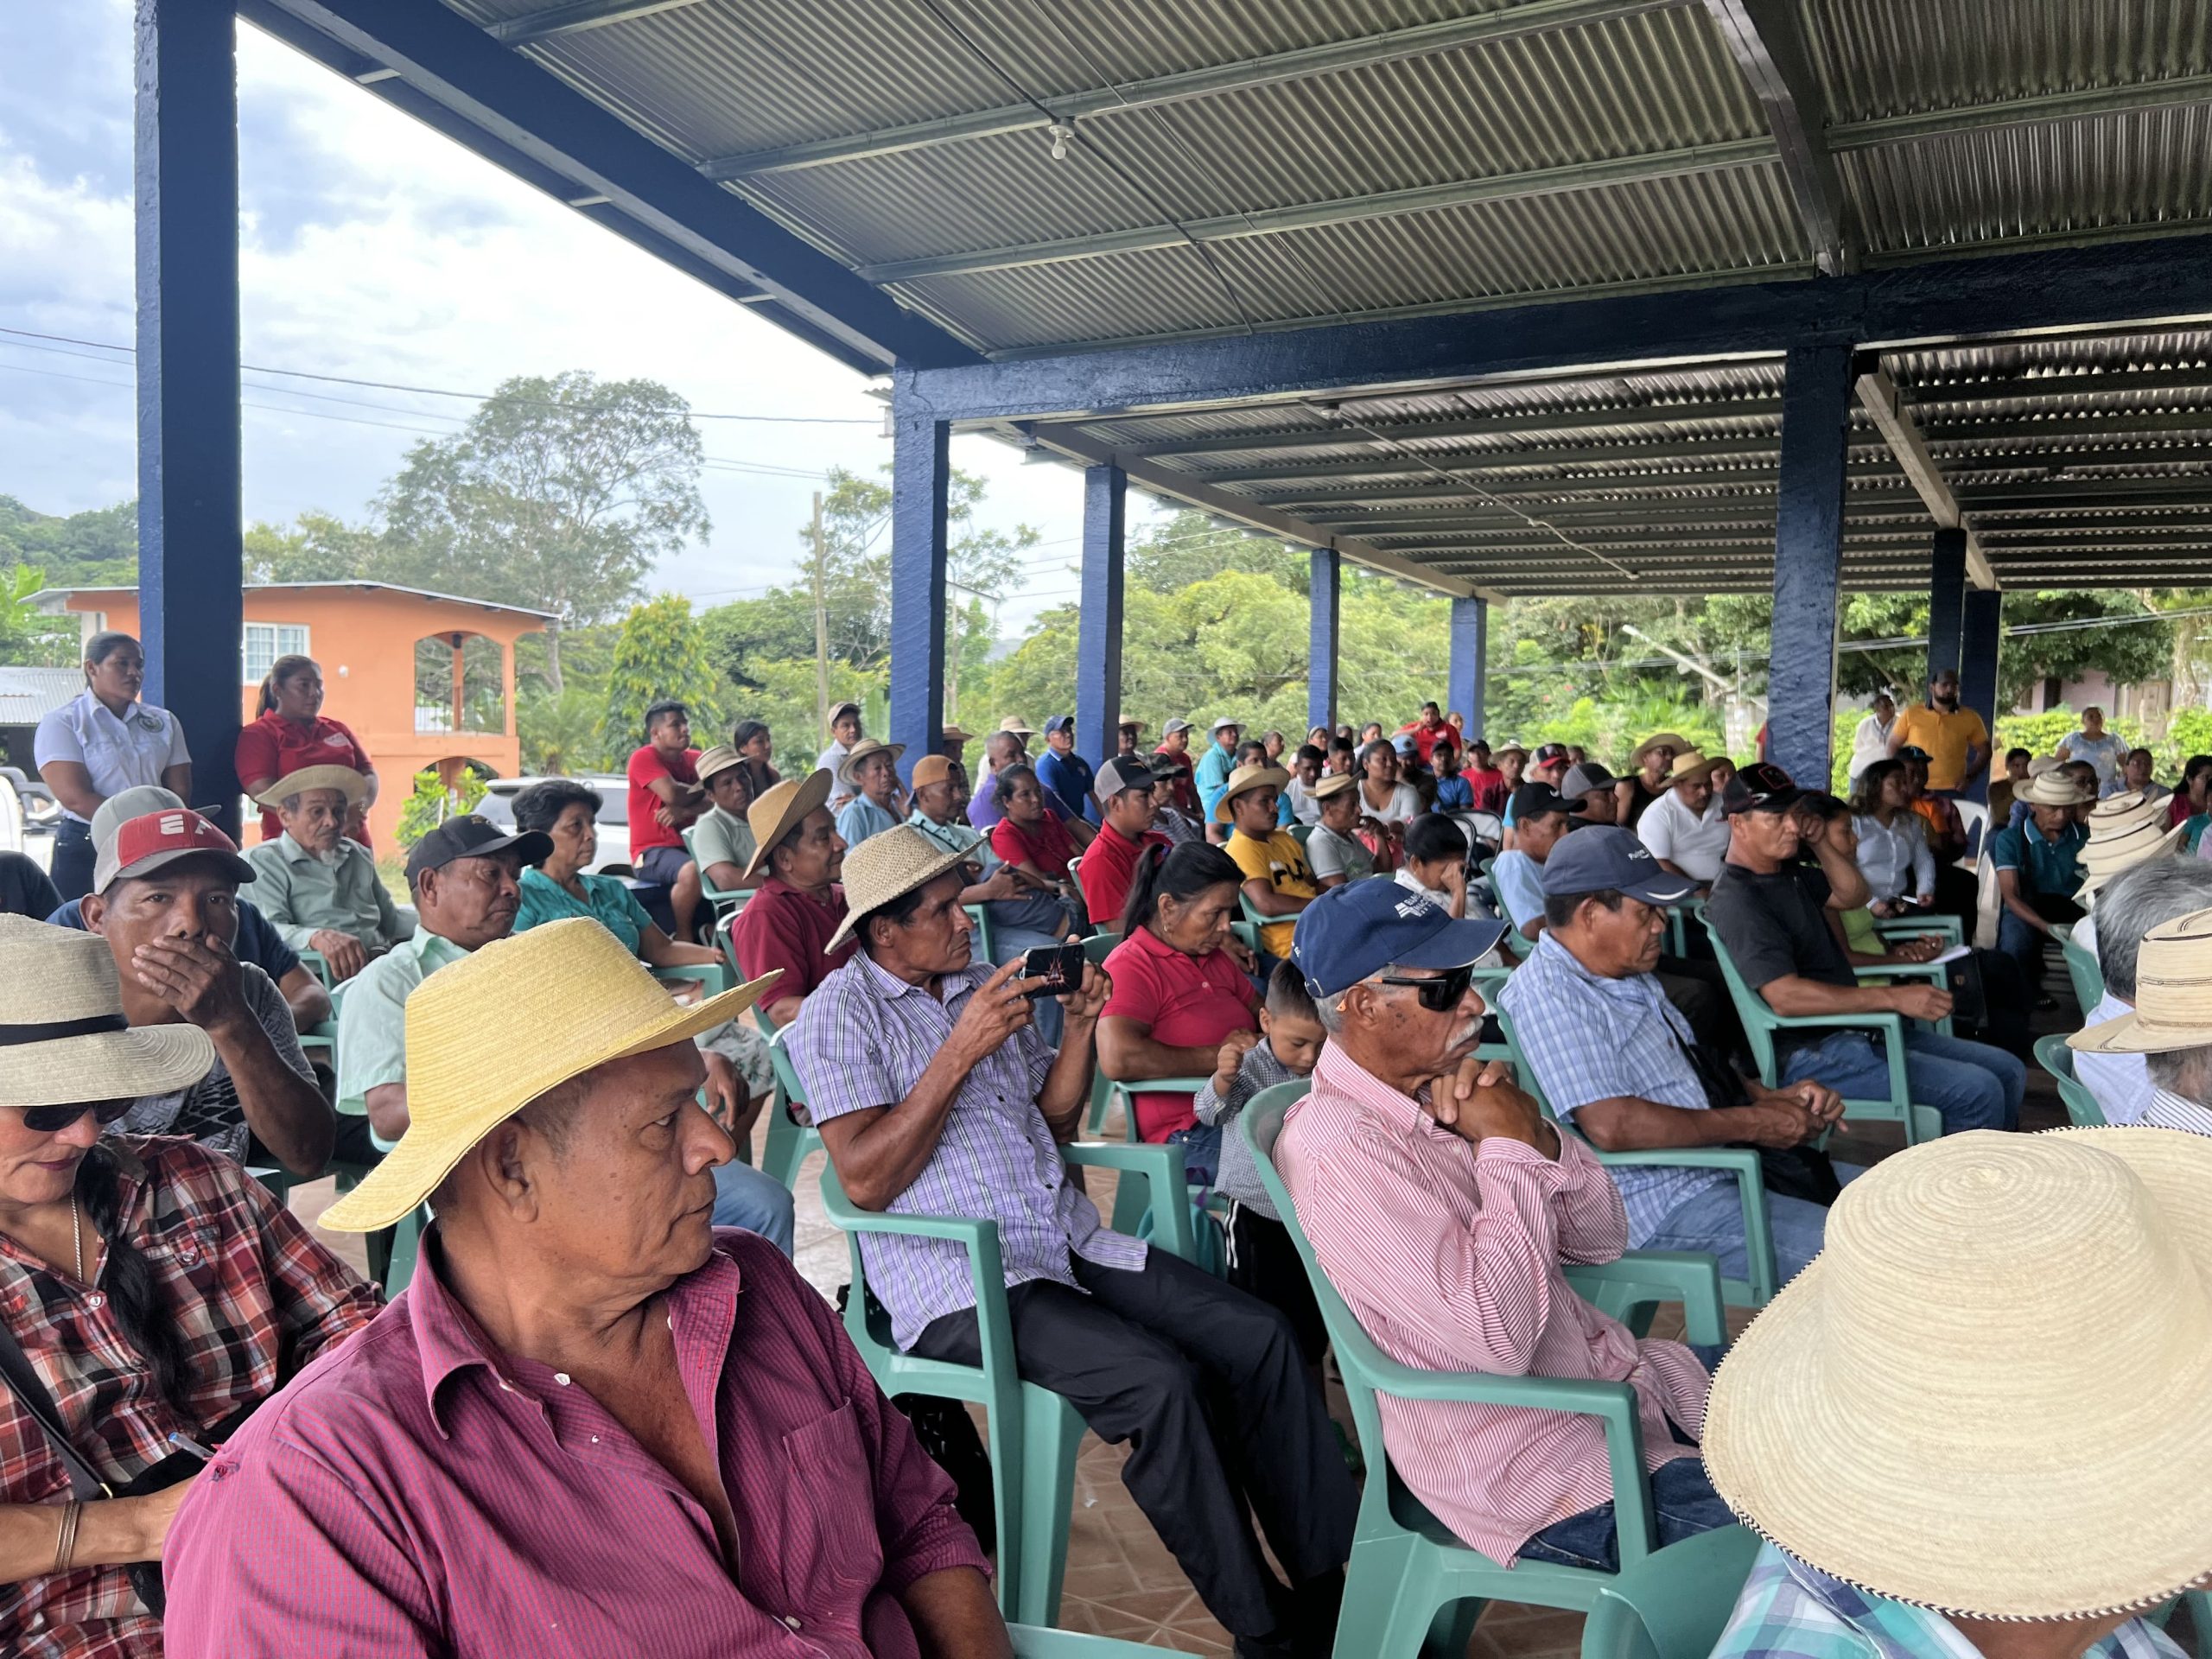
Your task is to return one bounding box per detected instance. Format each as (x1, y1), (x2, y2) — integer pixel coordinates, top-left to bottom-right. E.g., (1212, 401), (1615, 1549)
(1721, 761), (1806, 817)
(1895, 744), (1933, 764)
(1510, 782), (1573, 821)
(1539, 826), (1697, 906)
(404, 814), (552, 884)
(1533, 742), (1570, 766)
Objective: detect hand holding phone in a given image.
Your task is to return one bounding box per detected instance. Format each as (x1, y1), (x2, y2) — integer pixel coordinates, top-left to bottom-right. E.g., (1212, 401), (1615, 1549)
(1018, 942), (1087, 999)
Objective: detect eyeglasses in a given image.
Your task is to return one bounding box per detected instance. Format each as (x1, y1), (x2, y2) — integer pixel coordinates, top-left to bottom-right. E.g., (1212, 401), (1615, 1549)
(22, 1100), (136, 1135)
(1371, 962), (1478, 1013)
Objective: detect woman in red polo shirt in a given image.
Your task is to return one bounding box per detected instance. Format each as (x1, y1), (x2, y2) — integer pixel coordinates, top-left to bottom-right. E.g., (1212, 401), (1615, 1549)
(234, 654), (377, 845)
(1096, 842), (1259, 1173)
(987, 765), (1083, 899)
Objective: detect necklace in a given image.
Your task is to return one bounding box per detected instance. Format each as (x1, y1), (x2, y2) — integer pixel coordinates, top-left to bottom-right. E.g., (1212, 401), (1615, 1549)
(70, 1193), (83, 1283)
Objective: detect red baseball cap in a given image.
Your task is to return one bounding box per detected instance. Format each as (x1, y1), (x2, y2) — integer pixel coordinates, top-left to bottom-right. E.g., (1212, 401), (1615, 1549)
(95, 809), (257, 893)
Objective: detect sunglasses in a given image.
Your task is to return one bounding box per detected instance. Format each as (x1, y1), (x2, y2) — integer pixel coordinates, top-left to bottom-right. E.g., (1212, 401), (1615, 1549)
(22, 1100), (136, 1135)
(1371, 962), (1478, 1013)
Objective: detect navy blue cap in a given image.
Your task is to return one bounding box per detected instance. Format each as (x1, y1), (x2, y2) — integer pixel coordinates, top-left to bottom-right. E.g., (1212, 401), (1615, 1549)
(1290, 880), (1507, 1000)
(1538, 826), (1697, 906)
(1043, 715), (1075, 734)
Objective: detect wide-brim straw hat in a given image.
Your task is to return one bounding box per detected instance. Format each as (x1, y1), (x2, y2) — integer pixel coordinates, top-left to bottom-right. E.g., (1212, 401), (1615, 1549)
(323, 918), (781, 1232)
(1213, 763), (1291, 823)
(836, 737), (906, 786)
(1705, 1127), (2212, 1620)
(1116, 715), (1146, 733)
(2087, 790), (2165, 836)
(741, 769), (832, 883)
(1666, 748), (1719, 785)
(1310, 772), (1357, 802)
(2077, 816), (2189, 896)
(2017, 770), (2092, 808)
(253, 764), (367, 809)
(2070, 905), (2212, 1052)
(1631, 731), (1691, 766)
(996, 715), (1038, 736)
(823, 824), (972, 956)
(0, 916), (215, 1109)
(695, 744), (746, 785)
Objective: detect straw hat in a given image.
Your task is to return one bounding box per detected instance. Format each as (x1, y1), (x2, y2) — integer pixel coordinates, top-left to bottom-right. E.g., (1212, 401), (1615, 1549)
(996, 715), (1038, 737)
(2016, 770), (2091, 809)
(695, 744), (746, 785)
(836, 736), (906, 786)
(1310, 772), (1357, 802)
(2070, 906), (2212, 1052)
(2086, 791), (2164, 836)
(321, 918), (782, 1232)
(1213, 763), (1291, 823)
(823, 824), (972, 956)
(0, 915), (216, 1109)
(939, 724), (976, 746)
(741, 769), (832, 882)
(253, 764), (367, 810)
(1705, 1127), (2212, 1619)
(1116, 715), (1146, 733)
(1631, 731), (1691, 767)
(2077, 815), (2188, 897)
(1666, 749), (1720, 785)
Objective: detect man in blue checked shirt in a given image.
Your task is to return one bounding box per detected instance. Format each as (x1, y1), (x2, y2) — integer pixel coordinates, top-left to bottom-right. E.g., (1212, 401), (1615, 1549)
(1497, 828), (1845, 1300)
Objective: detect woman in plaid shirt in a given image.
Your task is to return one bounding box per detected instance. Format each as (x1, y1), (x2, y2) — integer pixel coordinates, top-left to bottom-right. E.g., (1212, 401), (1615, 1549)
(0, 916), (379, 1658)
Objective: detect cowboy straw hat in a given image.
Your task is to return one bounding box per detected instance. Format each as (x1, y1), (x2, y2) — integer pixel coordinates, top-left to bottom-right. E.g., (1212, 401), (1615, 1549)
(1666, 749), (1721, 785)
(836, 736), (906, 786)
(1310, 772), (1357, 801)
(2086, 790), (2164, 836)
(322, 918), (782, 1232)
(2070, 906), (2212, 1052)
(1116, 715), (1147, 733)
(1631, 731), (1691, 766)
(253, 764), (368, 810)
(695, 744), (746, 785)
(2016, 770), (2092, 809)
(996, 715), (1038, 736)
(2077, 817), (2190, 896)
(741, 768), (832, 883)
(1213, 763), (1291, 823)
(1705, 1127), (2212, 1619)
(0, 916), (215, 1109)
(823, 824), (973, 956)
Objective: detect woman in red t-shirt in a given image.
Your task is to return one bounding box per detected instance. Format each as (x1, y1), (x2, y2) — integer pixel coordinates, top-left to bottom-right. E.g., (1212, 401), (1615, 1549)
(234, 654), (377, 846)
(1096, 842), (1259, 1160)
(988, 765), (1082, 894)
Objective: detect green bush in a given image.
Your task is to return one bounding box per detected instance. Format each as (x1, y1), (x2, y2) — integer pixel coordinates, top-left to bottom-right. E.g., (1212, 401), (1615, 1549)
(1993, 709), (2145, 766)
(394, 766), (487, 849)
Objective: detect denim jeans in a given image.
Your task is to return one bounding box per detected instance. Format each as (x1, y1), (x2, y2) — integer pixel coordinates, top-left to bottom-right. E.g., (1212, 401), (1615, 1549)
(711, 1159), (796, 1255)
(49, 817), (94, 904)
(1779, 1027), (2024, 1134)
(1641, 1180), (1828, 1291)
(1517, 1455), (1732, 1570)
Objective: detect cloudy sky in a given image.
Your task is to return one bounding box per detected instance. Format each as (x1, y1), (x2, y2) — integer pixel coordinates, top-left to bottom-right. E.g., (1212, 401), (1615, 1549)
(0, 1), (1131, 631)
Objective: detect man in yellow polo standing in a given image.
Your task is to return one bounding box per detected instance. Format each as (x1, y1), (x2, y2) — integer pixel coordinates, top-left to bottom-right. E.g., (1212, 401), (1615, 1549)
(1888, 666), (1990, 796)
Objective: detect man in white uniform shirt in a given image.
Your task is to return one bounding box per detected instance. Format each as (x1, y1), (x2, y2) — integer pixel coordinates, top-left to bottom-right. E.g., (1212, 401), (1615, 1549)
(1636, 750), (1730, 888)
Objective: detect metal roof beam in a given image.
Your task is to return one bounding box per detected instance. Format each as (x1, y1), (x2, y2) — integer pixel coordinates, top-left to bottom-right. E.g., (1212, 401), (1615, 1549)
(1248, 461), (1902, 505)
(1095, 397), (1789, 458)
(1829, 73), (2212, 150)
(487, 0), (713, 46)
(1189, 434), (1822, 483)
(1908, 368), (2212, 407)
(1854, 365), (1998, 589)
(246, 0), (978, 371)
(700, 0), (1688, 180)
(855, 140), (1776, 285)
(1700, 0), (1852, 275)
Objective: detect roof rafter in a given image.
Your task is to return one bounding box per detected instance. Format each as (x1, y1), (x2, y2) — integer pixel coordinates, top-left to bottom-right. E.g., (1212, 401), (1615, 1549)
(1854, 365), (1999, 589)
(1827, 73), (2212, 150)
(1091, 397), (1789, 458)
(1700, 0), (1851, 275)
(487, 0), (714, 47)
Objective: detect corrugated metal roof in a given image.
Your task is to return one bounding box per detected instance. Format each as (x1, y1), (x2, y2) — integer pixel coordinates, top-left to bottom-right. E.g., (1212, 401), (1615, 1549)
(0, 668), (81, 728)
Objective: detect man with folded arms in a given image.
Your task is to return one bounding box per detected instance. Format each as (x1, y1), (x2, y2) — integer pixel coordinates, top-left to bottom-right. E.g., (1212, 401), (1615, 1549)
(242, 764), (411, 982)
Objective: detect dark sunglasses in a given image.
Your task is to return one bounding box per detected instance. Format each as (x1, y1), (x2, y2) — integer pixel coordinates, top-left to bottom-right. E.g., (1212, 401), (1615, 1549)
(22, 1100), (136, 1135)
(1372, 962), (1478, 1014)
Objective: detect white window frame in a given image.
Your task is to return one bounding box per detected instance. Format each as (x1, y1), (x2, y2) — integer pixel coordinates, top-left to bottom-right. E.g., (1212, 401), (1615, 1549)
(241, 622), (311, 686)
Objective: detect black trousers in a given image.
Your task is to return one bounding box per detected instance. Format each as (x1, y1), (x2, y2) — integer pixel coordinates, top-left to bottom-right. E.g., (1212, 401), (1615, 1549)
(912, 1249), (1357, 1640)
(1224, 1205), (1328, 1369)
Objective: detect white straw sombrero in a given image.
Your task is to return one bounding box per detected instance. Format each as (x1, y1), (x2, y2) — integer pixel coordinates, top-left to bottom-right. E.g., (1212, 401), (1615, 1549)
(2070, 906), (2212, 1053)
(2016, 770), (2092, 809)
(322, 918), (781, 1232)
(740, 768), (832, 883)
(1705, 1127), (2212, 1619)
(823, 823), (972, 956)
(2088, 791), (2165, 836)
(0, 915), (215, 1109)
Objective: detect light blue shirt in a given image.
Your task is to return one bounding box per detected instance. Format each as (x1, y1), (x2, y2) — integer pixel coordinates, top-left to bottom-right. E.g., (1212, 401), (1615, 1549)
(1193, 742), (1238, 821)
(2076, 989), (2152, 1124)
(1490, 849), (1548, 930)
(835, 794), (903, 848)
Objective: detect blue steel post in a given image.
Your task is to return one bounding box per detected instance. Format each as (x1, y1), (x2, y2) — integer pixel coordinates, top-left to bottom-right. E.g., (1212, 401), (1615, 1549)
(1925, 526), (1967, 682)
(136, 0), (243, 836)
(1767, 344), (1853, 789)
(1075, 464), (1126, 771)
(1449, 596), (1489, 737)
(1959, 588), (2003, 809)
(1307, 548), (1340, 734)
(888, 404), (949, 784)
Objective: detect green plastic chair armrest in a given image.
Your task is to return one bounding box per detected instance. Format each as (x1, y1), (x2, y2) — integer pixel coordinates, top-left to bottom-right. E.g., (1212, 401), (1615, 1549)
(1065, 1140), (1194, 1261)
(1874, 914), (1961, 944)
(1566, 1252), (1728, 1349)
(1586, 1148), (1773, 1306)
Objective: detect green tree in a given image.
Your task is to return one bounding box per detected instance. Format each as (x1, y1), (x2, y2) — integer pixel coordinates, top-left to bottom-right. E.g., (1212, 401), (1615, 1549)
(0, 564), (78, 666)
(600, 594), (723, 758)
(518, 683), (608, 775)
(0, 497), (138, 587)
(242, 511), (384, 584)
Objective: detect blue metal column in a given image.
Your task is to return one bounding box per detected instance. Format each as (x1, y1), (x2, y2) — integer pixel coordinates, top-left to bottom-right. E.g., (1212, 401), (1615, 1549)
(1449, 596), (1489, 737)
(136, 0), (243, 835)
(1307, 548), (1340, 734)
(1767, 344), (1853, 788)
(1925, 526), (1967, 681)
(1075, 464), (1126, 770)
(1959, 587), (2003, 808)
(888, 402), (949, 784)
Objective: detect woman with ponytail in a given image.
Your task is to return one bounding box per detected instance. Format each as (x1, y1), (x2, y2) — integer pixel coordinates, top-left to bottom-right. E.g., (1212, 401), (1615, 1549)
(234, 654), (377, 847)
(0, 917), (379, 1655)
(33, 632), (191, 902)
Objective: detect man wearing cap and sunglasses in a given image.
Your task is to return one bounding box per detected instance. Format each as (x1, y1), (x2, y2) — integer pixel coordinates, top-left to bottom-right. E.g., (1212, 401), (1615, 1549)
(1278, 880), (1733, 1573)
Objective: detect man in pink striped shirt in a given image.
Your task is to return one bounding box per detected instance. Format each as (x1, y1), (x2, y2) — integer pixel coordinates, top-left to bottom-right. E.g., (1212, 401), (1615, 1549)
(1278, 880), (1729, 1572)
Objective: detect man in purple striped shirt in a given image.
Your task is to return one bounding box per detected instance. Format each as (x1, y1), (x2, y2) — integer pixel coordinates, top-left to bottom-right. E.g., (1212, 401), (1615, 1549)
(163, 918), (1004, 1659)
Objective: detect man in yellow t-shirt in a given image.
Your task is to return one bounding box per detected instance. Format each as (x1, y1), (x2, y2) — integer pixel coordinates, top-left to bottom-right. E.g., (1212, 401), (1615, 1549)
(1217, 763), (1318, 959)
(1888, 667), (1989, 794)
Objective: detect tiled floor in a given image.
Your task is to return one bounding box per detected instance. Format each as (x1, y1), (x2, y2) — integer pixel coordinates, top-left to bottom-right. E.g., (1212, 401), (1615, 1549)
(295, 998), (2076, 1657)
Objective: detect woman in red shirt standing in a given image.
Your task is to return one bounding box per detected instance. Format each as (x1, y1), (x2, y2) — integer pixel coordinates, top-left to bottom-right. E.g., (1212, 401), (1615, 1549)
(234, 656), (377, 846)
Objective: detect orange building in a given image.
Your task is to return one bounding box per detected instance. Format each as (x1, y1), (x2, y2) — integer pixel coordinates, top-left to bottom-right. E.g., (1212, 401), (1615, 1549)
(41, 582), (550, 848)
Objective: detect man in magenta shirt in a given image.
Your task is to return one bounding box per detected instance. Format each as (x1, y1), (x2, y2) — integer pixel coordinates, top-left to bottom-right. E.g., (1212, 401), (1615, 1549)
(626, 697), (706, 943)
(726, 769), (855, 1030)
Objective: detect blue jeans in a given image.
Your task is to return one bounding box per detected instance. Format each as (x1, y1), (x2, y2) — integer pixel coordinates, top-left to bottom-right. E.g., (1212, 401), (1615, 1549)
(1779, 1027), (2024, 1134)
(49, 818), (94, 904)
(1517, 1455), (1732, 1570)
(1641, 1180), (1828, 1291)
(712, 1159), (795, 1255)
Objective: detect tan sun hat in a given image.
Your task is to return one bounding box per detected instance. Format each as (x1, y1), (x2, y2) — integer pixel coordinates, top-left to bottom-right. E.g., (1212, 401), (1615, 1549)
(2017, 770), (2092, 809)
(322, 918), (782, 1232)
(1311, 772), (1357, 802)
(2078, 816), (2189, 896)
(823, 824), (972, 957)
(741, 769), (833, 883)
(0, 915), (215, 1109)
(1631, 731), (1691, 767)
(1666, 749), (1720, 785)
(1213, 763), (1291, 823)
(837, 736), (906, 786)
(1705, 1126), (2212, 1619)
(2069, 906), (2212, 1052)
(695, 744), (746, 785)
(253, 764), (368, 810)
(2086, 790), (2165, 836)
(996, 715), (1038, 737)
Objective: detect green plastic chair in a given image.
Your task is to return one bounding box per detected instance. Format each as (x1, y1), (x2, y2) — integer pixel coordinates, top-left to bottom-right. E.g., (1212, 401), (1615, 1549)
(819, 1138), (1193, 1627)
(681, 826), (753, 924)
(756, 1020), (823, 1189)
(1856, 916), (1958, 1035)
(2033, 1032), (2109, 1127)
(1289, 822), (1313, 847)
(1578, 1524), (1760, 1659)
(2055, 922), (2106, 1015)
(1702, 917), (1942, 1145)
(1009, 1629), (1191, 1657)
(1241, 1083), (1728, 1659)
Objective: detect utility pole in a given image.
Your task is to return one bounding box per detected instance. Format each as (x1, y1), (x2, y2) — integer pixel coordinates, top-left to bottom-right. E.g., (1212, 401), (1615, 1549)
(810, 491), (830, 737)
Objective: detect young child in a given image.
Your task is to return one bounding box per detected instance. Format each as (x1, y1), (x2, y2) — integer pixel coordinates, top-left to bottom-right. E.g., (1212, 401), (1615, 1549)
(1393, 813), (1481, 918)
(1192, 962), (1330, 1365)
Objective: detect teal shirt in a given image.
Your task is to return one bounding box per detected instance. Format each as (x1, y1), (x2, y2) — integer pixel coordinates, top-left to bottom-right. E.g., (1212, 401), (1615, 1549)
(334, 929), (471, 1147)
(243, 833), (411, 956)
(514, 866), (657, 954)
(1194, 742), (1238, 820)
(907, 809), (993, 868)
(1990, 815), (2088, 899)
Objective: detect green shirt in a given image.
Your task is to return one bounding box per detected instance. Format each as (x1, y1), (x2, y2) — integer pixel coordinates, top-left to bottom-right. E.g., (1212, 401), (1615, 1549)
(687, 806), (757, 887)
(334, 929), (470, 1144)
(514, 867), (657, 954)
(243, 833), (411, 956)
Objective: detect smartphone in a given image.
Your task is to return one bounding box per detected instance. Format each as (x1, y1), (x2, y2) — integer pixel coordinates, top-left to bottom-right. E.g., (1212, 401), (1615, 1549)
(1018, 942), (1088, 999)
